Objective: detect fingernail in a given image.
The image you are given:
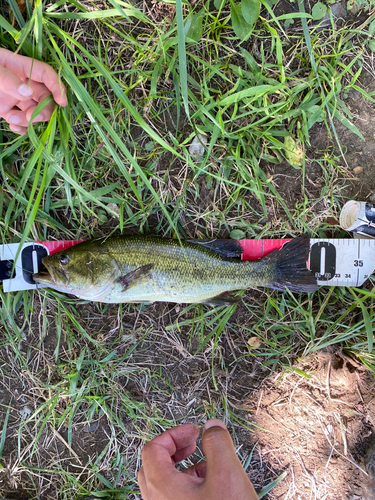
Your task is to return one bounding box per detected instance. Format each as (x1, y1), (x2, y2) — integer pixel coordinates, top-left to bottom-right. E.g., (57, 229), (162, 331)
(32, 114), (43, 123)
(203, 419), (227, 431)
(11, 125), (23, 133)
(9, 115), (20, 124)
(18, 84), (33, 97)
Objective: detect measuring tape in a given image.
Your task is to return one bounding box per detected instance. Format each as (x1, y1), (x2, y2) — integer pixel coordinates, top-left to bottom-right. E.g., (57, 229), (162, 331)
(0, 240), (81, 292)
(241, 238), (375, 287)
(1, 237), (374, 292)
(2, 201), (374, 293)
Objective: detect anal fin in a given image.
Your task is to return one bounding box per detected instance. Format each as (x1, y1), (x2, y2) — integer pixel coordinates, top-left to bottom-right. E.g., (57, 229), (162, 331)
(199, 292), (240, 306)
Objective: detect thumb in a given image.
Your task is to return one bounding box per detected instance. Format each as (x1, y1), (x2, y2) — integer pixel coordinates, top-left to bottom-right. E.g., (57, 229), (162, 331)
(202, 420), (240, 476)
(0, 66), (33, 101)
(202, 420), (258, 499)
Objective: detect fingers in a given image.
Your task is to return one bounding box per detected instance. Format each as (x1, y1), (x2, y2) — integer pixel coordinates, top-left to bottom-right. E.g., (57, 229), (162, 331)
(138, 421), (258, 500)
(0, 50), (66, 134)
(139, 424), (200, 500)
(9, 124), (27, 135)
(137, 467), (149, 500)
(15, 99), (36, 111)
(0, 65), (32, 103)
(141, 424), (199, 484)
(2, 109), (30, 128)
(0, 65), (53, 104)
(0, 49), (67, 106)
(23, 80), (58, 106)
(182, 461), (207, 478)
(202, 419), (239, 478)
(25, 97), (55, 123)
(27, 64), (67, 107)
(2, 95), (54, 129)
(1, 82), (56, 133)
(172, 440), (198, 464)
(202, 420), (258, 499)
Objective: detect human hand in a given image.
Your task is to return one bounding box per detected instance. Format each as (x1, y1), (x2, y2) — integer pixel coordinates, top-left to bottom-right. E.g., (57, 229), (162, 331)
(0, 48), (67, 135)
(138, 419), (258, 500)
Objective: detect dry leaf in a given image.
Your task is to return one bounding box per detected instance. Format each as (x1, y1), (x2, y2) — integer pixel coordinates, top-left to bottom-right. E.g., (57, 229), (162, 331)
(17, 0), (27, 13)
(247, 336), (262, 348)
(11, 0), (27, 27)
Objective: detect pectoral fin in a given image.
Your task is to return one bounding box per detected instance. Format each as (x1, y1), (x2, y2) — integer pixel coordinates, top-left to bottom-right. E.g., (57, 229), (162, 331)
(117, 264), (154, 292)
(200, 293), (240, 306)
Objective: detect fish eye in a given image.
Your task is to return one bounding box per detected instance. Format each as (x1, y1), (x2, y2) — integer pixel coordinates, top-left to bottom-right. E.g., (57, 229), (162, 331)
(59, 255), (70, 265)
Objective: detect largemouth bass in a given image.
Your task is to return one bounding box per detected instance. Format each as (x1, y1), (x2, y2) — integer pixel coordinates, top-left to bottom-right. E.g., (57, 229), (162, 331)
(33, 236), (318, 305)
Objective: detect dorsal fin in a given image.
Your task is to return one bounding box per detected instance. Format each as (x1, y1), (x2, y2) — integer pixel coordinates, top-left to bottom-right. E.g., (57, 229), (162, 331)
(187, 239), (243, 259)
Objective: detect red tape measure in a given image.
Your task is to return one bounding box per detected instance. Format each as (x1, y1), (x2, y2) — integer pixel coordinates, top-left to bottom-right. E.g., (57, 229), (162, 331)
(1, 237), (374, 292)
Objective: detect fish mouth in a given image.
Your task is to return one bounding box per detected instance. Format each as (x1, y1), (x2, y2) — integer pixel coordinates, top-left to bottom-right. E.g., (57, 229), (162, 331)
(33, 259), (68, 286)
(33, 270), (54, 285)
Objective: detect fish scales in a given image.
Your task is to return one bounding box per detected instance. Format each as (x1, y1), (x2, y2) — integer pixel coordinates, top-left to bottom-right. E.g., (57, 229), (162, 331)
(106, 237), (272, 303)
(33, 236), (318, 304)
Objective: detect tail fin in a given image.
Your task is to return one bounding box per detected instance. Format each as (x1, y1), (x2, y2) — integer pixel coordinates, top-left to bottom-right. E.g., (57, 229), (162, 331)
(264, 237), (318, 293)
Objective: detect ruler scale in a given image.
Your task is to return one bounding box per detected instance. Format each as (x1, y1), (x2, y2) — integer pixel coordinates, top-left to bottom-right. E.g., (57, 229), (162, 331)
(1, 202), (375, 293)
(0, 240), (82, 292)
(1, 237), (374, 292)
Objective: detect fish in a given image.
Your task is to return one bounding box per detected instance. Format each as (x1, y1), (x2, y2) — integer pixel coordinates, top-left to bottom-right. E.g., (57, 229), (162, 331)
(32, 236), (318, 305)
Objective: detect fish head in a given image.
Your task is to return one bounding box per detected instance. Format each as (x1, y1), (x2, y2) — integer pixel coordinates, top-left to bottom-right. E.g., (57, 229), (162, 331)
(33, 243), (115, 299)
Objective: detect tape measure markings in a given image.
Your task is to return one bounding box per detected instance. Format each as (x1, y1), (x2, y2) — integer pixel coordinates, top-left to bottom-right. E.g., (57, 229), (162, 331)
(1, 241), (82, 292)
(2, 200), (374, 292)
(1, 237), (374, 292)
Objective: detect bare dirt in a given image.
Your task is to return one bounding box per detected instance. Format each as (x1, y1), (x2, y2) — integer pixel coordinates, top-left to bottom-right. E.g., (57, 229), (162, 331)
(249, 351), (375, 499)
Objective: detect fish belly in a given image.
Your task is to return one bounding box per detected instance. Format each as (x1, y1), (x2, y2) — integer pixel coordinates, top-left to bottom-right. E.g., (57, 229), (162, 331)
(97, 266), (246, 304)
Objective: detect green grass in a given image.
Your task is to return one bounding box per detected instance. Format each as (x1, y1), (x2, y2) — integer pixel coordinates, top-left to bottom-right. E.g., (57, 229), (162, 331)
(0, 0), (375, 498)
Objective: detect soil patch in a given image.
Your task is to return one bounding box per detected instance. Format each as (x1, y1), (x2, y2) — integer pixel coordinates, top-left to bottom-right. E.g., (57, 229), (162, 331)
(248, 351), (375, 499)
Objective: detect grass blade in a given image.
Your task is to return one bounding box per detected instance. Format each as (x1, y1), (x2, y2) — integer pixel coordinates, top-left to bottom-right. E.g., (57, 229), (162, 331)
(348, 289), (374, 353)
(257, 471), (287, 498)
(175, 0), (190, 120)
(0, 405), (11, 457)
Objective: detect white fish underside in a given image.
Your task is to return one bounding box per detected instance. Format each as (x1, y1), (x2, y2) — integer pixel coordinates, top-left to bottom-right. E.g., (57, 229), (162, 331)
(71, 268), (253, 303)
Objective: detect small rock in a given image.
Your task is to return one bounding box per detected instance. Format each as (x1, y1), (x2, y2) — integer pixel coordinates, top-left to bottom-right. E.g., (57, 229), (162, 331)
(83, 421), (100, 433)
(353, 166), (363, 175)
(107, 203), (120, 218)
(248, 336), (262, 348)
(189, 134), (208, 158)
(20, 406), (32, 419)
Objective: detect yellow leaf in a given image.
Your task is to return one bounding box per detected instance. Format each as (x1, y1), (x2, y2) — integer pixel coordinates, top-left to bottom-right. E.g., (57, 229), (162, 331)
(247, 336), (262, 348)
(284, 136), (303, 167)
